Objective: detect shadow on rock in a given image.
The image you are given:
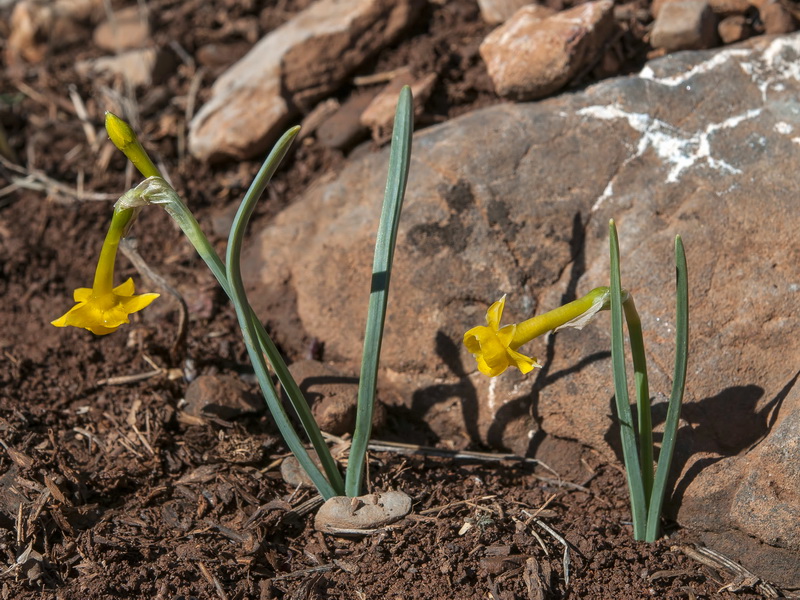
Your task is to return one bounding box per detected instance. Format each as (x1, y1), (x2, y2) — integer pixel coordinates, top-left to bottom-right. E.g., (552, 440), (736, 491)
(670, 371), (798, 509)
(602, 369), (798, 515)
(404, 331), (481, 446)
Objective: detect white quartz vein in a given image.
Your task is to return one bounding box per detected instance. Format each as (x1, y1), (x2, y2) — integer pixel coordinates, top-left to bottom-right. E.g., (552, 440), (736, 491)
(578, 104), (762, 211)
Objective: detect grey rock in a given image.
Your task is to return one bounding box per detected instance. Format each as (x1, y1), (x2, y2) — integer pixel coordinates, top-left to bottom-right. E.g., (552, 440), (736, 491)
(679, 404), (800, 582)
(243, 34), (800, 584)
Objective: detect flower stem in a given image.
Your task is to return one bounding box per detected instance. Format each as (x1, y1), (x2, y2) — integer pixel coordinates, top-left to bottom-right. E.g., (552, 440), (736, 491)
(511, 287), (610, 350)
(225, 127), (344, 498)
(91, 207), (131, 294)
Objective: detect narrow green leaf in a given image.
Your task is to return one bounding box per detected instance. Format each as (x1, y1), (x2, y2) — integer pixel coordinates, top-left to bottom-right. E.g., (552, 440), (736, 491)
(345, 86), (414, 497)
(225, 126), (342, 500)
(645, 235), (688, 541)
(609, 219), (647, 540)
(623, 297), (653, 506)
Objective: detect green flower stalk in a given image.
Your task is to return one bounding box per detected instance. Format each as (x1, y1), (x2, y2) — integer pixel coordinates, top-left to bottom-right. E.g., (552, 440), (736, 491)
(608, 219), (688, 542)
(54, 91), (414, 501)
(109, 147), (344, 500)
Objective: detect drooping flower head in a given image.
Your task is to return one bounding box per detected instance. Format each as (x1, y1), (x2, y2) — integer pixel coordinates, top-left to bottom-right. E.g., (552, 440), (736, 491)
(463, 296), (540, 377)
(464, 287), (618, 377)
(52, 278), (158, 335)
(52, 201), (158, 335)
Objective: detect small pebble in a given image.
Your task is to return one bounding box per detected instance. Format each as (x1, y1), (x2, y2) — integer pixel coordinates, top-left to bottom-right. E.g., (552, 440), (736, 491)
(718, 14), (750, 43)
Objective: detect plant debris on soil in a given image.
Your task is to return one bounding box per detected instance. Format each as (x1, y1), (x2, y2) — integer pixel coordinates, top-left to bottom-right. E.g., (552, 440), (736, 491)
(1, 0), (797, 598)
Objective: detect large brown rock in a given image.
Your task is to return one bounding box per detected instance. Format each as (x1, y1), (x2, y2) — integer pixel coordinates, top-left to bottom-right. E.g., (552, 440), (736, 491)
(243, 34), (800, 585)
(188, 0), (422, 162)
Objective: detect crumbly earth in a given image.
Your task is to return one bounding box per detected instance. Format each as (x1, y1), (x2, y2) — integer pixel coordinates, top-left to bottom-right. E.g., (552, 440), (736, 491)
(0, 0), (792, 598)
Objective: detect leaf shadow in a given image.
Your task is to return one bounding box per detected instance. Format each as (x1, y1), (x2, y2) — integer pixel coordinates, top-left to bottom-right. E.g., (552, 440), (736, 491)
(602, 369), (798, 515)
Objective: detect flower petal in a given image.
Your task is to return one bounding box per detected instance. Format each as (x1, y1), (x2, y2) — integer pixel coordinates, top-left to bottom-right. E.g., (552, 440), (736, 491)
(120, 292), (160, 314)
(113, 277), (136, 296)
(496, 323), (516, 347)
(73, 287), (93, 302)
(485, 296), (506, 330)
(475, 353), (508, 377)
(463, 325), (490, 355)
(53, 283), (158, 336)
(506, 347), (540, 374)
(465, 328), (514, 376)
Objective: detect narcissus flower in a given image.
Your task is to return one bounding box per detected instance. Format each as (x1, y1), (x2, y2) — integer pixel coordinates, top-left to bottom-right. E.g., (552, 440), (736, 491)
(464, 287), (619, 377)
(52, 278), (158, 335)
(52, 203), (158, 335)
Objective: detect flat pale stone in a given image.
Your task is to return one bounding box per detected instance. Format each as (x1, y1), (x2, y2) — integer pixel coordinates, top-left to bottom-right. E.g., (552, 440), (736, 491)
(76, 48), (175, 87)
(717, 15), (749, 44)
(315, 491), (412, 534)
(7, 0), (100, 65)
(93, 5), (150, 52)
(360, 68), (437, 142)
(477, 0), (539, 24)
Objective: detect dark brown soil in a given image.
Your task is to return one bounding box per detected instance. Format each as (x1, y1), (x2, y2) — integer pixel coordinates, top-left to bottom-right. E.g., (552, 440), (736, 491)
(0, 0), (792, 598)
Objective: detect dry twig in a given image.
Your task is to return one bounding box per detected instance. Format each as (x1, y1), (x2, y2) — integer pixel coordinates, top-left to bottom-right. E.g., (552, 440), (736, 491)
(676, 544), (782, 597)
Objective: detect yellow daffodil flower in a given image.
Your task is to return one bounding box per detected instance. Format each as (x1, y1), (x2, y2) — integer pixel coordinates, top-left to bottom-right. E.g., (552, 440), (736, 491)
(52, 204), (158, 335)
(464, 287), (619, 377)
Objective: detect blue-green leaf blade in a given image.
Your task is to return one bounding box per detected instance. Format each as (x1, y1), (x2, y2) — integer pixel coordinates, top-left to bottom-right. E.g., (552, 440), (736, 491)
(609, 219), (647, 539)
(345, 86), (414, 497)
(645, 234), (688, 540)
